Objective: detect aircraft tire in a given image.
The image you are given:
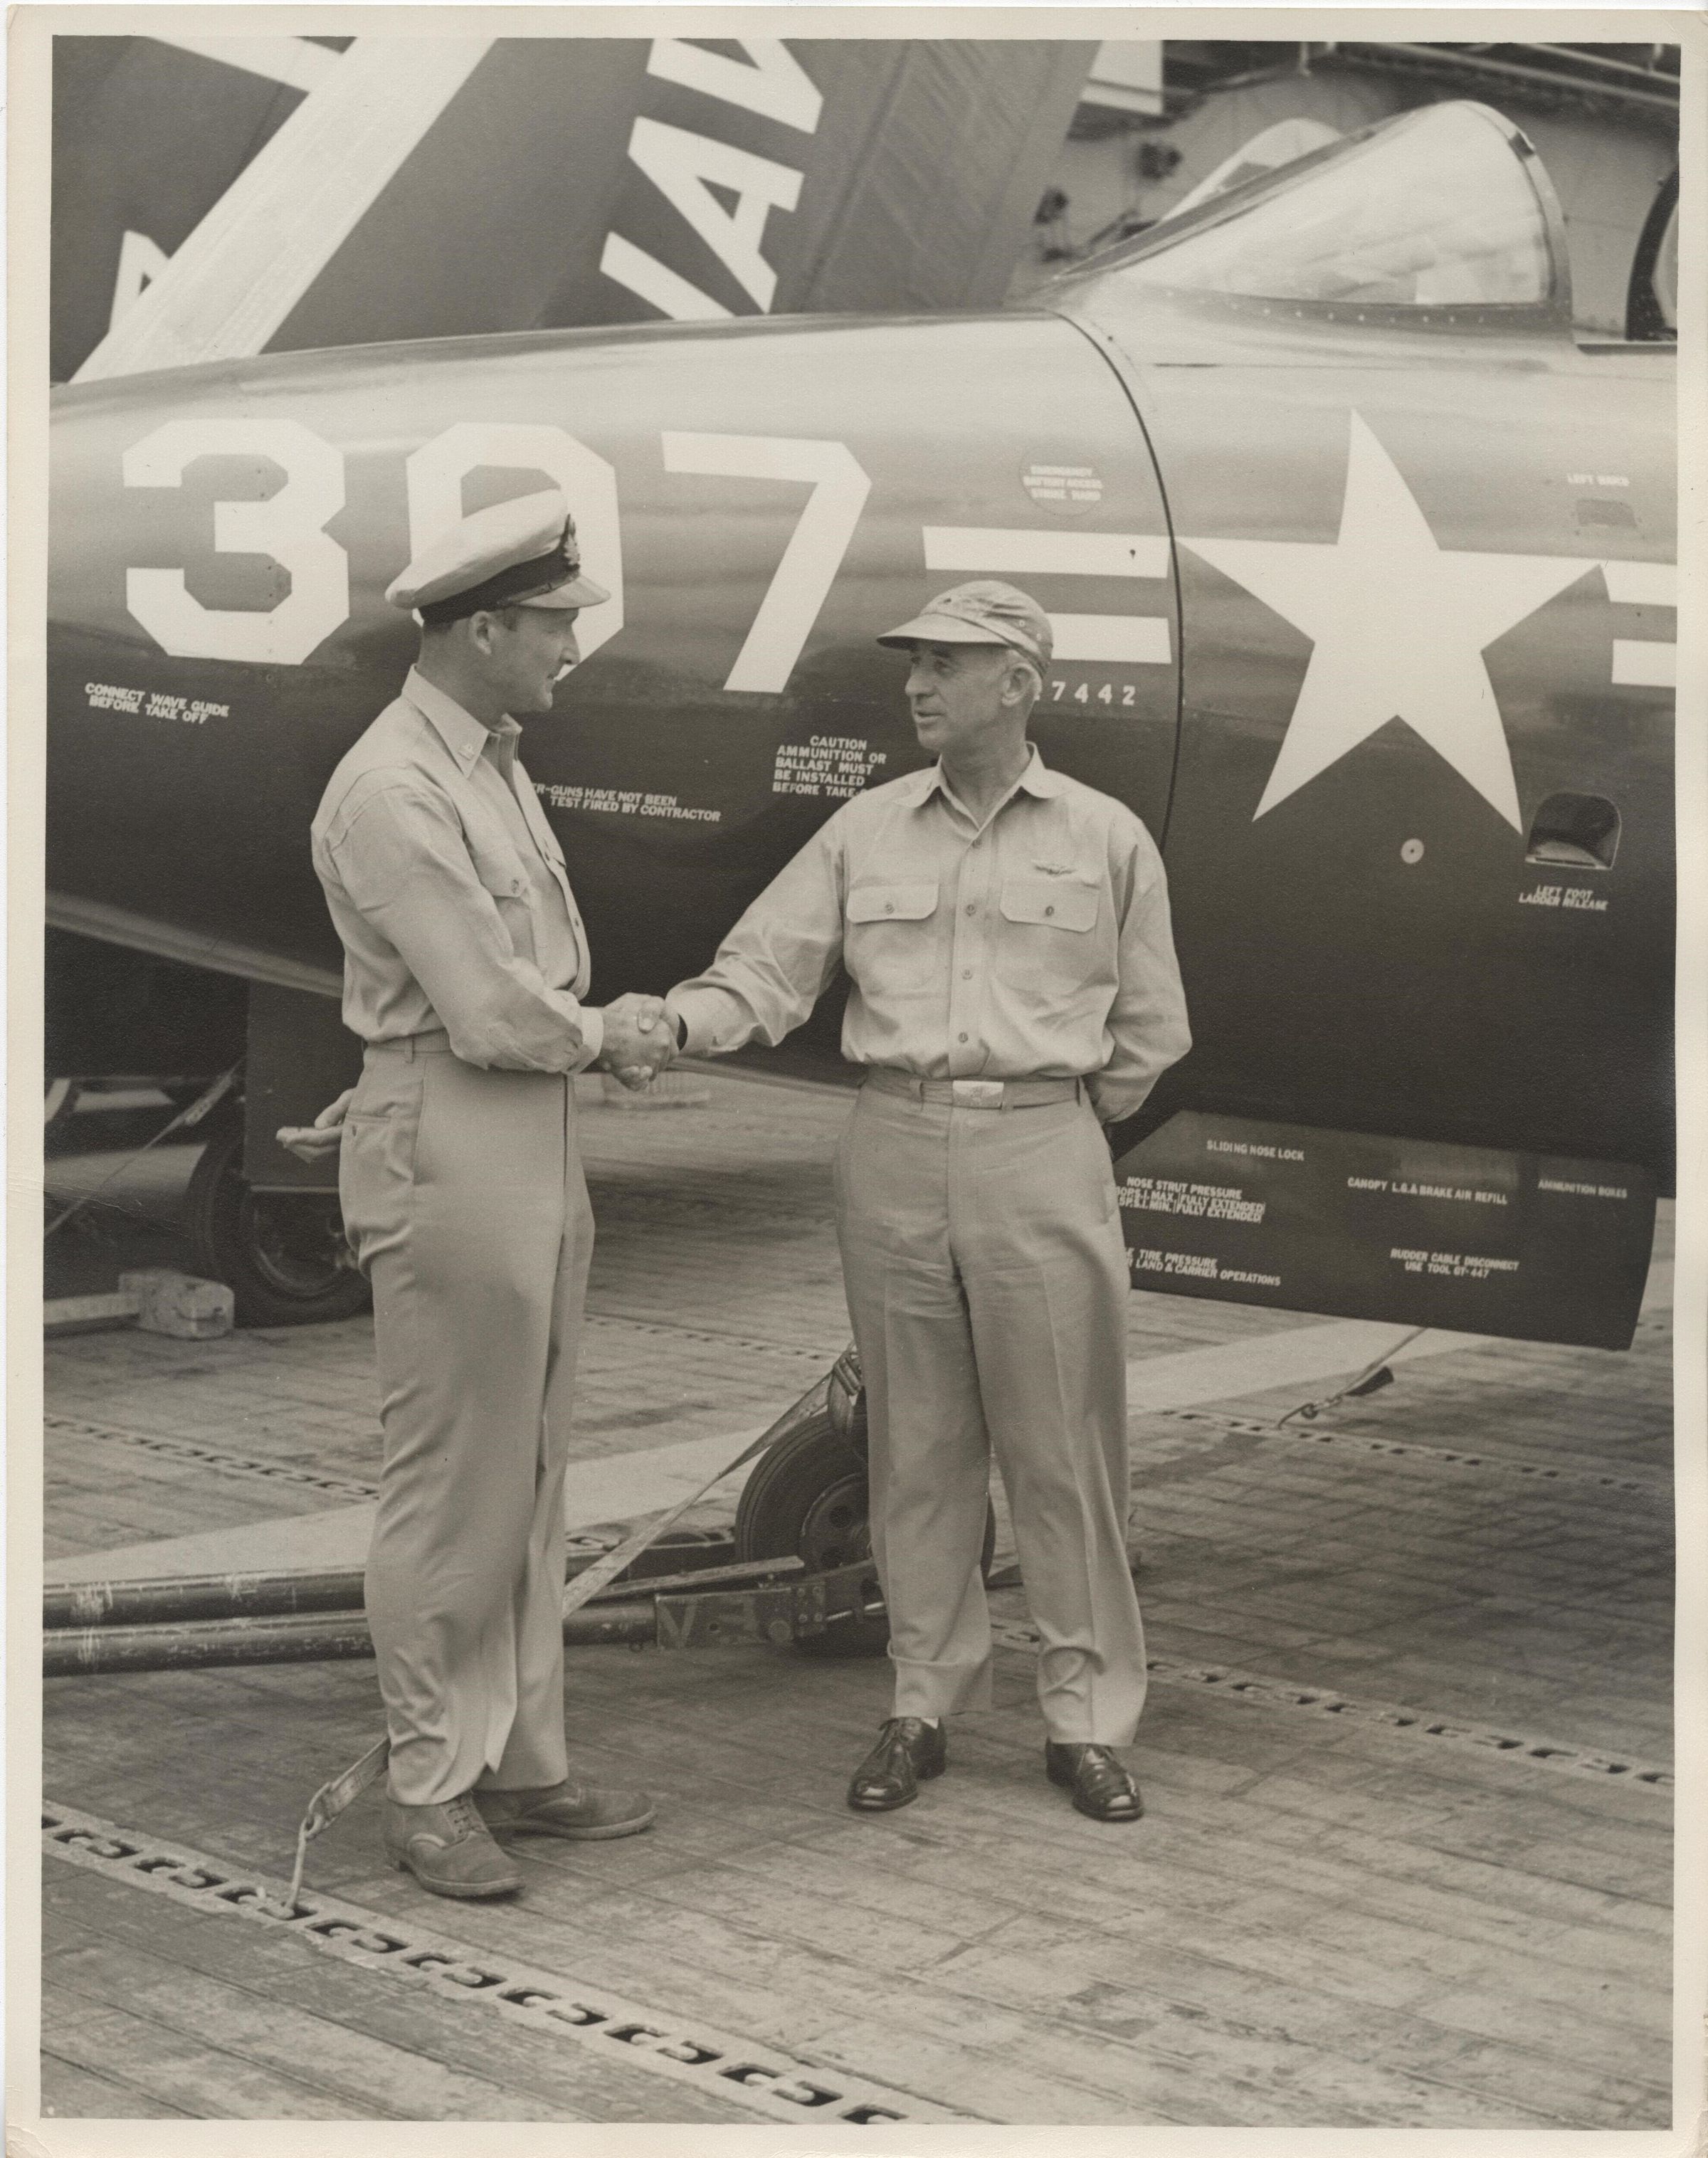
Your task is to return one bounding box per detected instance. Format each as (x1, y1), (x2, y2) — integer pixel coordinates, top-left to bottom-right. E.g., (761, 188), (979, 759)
(735, 1410), (996, 1659)
(184, 1102), (371, 1329)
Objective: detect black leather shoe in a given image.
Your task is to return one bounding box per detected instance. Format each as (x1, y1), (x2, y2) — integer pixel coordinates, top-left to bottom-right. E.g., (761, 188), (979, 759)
(847, 1717), (947, 1812)
(1045, 1742), (1144, 1822)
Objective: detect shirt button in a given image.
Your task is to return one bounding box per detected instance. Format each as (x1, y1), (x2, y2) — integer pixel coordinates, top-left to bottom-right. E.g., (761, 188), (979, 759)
(958, 1032), (969, 1043)
(964, 904), (976, 916)
(884, 902), (894, 913)
(961, 969), (973, 981)
(1045, 904), (1055, 917)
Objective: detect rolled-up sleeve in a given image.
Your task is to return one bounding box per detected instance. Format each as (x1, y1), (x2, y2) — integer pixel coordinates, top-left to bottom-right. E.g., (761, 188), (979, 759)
(669, 818), (848, 1056)
(329, 781), (601, 1071)
(1087, 824), (1191, 1125)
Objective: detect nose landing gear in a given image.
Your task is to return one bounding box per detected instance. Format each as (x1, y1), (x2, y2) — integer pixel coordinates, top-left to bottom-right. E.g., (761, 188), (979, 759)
(734, 1347), (998, 1658)
(185, 1100), (371, 1329)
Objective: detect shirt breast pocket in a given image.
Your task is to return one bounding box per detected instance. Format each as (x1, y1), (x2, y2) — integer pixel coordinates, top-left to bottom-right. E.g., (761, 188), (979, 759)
(996, 874), (1106, 999)
(848, 881), (939, 927)
(845, 882), (939, 996)
(1000, 875), (1100, 934)
(467, 838), (537, 962)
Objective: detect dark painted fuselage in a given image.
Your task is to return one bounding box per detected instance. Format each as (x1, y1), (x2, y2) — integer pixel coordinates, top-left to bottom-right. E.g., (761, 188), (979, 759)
(46, 228), (1676, 1175)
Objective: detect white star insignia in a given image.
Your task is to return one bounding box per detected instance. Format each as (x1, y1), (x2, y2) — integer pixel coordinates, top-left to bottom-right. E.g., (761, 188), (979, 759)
(1184, 414), (1596, 829)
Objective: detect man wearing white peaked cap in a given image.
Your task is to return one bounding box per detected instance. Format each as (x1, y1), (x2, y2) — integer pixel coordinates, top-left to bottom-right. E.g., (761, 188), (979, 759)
(302, 490), (673, 1899)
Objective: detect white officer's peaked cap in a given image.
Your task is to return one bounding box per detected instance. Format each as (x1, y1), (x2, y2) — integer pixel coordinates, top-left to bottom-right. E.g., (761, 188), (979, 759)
(386, 489), (611, 623)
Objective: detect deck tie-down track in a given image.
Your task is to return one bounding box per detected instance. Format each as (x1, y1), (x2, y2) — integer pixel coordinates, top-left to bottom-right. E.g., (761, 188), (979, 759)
(49, 1397), (1672, 1516)
(990, 1621), (1672, 1791)
(44, 1414), (382, 1502)
(1153, 1404), (1671, 1495)
(41, 1802), (973, 2125)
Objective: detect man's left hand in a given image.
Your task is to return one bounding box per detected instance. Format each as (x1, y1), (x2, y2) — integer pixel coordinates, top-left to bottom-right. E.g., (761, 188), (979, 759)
(277, 1088), (354, 1159)
(599, 994), (676, 1090)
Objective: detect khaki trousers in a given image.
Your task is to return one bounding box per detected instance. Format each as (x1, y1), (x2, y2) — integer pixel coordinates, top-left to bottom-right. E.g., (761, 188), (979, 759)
(834, 1078), (1146, 1744)
(339, 1038), (593, 1806)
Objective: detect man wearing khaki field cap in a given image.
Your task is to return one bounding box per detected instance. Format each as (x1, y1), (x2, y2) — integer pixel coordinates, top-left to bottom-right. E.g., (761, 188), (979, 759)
(295, 490), (673, 1899)
(663, 579), (1191, 1823)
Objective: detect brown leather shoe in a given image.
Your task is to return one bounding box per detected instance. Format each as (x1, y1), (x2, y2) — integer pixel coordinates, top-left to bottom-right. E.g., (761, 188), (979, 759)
(384, 1793), (524, 1898)
(1045, 1742), (1144, 1822)
(847, 1717), (947, 1812)
(472, 1779), (655, 1841)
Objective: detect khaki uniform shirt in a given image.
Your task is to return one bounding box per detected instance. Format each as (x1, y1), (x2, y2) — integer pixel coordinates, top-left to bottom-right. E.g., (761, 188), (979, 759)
(670, 747), (1190, 1123)
(312, 669), (603, 1070)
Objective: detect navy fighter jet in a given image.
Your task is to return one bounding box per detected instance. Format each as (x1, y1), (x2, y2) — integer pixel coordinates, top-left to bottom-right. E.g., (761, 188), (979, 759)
(45, 100), (1676, 1358)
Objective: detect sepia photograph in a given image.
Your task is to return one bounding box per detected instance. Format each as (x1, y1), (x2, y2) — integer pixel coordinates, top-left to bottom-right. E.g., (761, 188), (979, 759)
(9, 8), (1702, 2141)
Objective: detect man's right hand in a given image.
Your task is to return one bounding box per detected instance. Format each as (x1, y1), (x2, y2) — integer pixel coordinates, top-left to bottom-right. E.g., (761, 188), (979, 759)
(277, 1088), (354, 1160)
(598, 994), (676, 1091)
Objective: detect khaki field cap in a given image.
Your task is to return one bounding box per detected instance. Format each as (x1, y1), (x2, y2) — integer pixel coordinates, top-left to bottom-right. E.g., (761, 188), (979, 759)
(387, 489), (611, 625)
(877, 579), (1053, 670)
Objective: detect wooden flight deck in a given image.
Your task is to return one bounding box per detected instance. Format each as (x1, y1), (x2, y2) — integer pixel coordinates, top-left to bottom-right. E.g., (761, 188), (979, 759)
(37, 1074), (1674, 2127)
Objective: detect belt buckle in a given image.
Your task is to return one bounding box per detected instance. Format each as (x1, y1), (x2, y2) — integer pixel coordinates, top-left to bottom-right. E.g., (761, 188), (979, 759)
(951, 1079), (1006, 1110)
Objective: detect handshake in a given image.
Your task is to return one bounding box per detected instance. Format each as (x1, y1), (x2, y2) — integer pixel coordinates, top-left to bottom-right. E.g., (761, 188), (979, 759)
(277, 995), (681, 1159)
(598, 992), (680, 1093)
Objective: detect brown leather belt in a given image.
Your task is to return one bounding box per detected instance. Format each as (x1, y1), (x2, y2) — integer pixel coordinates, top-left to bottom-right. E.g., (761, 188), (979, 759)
(864, 1069), (1084, 1111)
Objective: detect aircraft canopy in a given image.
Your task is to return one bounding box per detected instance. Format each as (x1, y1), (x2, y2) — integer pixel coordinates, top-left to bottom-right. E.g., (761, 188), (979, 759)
(1092, 102), (1568, 317)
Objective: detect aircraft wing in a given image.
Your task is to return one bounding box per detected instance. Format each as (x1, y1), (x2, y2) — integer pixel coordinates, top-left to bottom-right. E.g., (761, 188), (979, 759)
(58, 36), (1094, 379)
